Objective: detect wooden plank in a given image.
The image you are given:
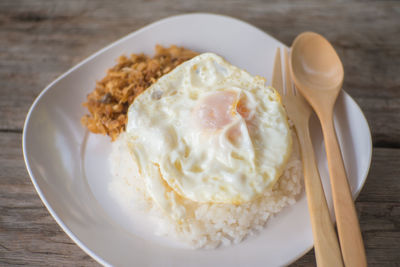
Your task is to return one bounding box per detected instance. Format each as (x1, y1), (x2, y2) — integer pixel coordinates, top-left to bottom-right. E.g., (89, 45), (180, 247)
(358, 147), (400, 203)
(0, 0), (399, 145)
(0, 132), (98, 266)
(0, 131), (399, 265)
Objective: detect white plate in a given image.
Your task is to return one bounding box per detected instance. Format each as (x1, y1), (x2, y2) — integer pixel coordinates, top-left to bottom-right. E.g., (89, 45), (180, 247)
(23, 13), (372, 267)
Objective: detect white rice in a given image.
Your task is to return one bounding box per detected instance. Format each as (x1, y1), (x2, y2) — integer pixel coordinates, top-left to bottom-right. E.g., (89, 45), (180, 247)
(109, 130), (303, 249)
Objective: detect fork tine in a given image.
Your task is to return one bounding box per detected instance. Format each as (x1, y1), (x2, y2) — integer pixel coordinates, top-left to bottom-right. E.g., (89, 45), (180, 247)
(283, 48), (294, 96)
(272, 48), (284, 96)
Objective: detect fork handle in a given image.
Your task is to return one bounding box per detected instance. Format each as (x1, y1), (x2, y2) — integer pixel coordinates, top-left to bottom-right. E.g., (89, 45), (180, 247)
(319, 111), (367, 267)
(296, 122), (344, 267)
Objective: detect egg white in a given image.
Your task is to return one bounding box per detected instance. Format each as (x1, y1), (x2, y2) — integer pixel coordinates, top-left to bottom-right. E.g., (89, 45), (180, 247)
(126, 53), (292, 215)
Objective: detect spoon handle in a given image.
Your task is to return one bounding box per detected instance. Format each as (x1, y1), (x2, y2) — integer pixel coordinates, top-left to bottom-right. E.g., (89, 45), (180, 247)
(320, 112), (367, 267)
(296, 120), (344, 267)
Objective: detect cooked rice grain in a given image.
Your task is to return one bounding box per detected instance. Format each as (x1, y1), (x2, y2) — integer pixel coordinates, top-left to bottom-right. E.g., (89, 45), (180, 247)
(109, 131), (303, 249)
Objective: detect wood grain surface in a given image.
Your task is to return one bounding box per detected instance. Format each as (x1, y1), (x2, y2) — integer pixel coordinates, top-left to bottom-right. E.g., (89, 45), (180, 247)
(1, 0), (399, 266)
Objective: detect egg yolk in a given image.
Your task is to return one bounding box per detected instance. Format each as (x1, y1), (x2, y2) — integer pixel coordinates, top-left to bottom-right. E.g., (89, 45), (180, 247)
(194, 91), (249, 131)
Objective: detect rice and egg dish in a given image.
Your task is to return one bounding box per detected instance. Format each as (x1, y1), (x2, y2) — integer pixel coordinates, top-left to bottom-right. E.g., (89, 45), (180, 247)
(106, 52), (303, 248)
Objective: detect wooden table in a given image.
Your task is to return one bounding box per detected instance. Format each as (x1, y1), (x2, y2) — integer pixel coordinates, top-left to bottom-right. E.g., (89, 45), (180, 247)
(1, 0), (399, 266)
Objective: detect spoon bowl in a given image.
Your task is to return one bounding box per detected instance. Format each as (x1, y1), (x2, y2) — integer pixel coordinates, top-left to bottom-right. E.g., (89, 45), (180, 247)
(291, 32), (344, 92)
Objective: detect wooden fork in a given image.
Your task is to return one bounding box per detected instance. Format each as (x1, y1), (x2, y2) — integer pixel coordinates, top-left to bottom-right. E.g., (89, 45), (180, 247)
(272, 47), (344, 267)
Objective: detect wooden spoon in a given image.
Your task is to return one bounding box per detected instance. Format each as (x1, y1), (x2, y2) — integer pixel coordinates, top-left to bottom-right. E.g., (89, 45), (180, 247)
(289, 32), (367, 267)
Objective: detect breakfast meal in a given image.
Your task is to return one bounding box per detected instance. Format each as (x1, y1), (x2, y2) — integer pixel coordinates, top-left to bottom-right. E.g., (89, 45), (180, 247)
(82, 46), (303, 248)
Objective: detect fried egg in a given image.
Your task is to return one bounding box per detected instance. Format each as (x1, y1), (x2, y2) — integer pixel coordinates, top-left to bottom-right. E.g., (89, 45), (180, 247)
(126, 53), (292, 218)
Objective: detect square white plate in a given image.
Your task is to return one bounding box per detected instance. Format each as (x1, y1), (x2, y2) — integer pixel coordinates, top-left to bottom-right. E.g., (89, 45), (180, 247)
(23, 13), (372, 267)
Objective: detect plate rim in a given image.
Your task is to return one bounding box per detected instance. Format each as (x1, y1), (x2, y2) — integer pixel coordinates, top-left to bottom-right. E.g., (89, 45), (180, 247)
(22, 12), (373, 267)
